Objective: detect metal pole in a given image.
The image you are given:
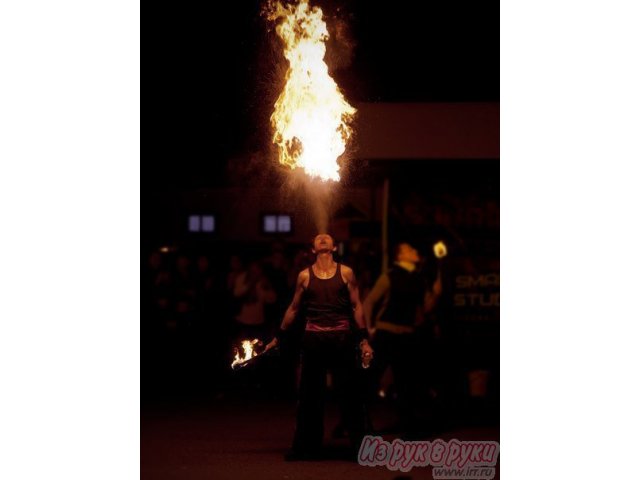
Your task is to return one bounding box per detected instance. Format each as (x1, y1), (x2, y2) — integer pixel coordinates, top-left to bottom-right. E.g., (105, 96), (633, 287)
(382, 178), (389, 273)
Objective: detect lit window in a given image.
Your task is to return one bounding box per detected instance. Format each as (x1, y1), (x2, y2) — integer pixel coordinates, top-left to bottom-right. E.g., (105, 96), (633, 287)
(262, 214), (292, 233)
(188, 215), (201, 232)
(277, 215), (291, 233)
(201, 215), (215, 232)
(263, 215), (277, 233)
(188, 215), (216, 233)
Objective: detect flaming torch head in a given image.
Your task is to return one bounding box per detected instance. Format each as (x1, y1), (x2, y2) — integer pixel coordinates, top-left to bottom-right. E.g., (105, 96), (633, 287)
(433, 241), (448, 259)
(231, 339), (260, 370)
(267, 0), (356, 182)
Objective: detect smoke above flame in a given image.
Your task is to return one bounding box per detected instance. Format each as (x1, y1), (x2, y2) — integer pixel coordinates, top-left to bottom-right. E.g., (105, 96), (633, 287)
(266, 0), (356, 182)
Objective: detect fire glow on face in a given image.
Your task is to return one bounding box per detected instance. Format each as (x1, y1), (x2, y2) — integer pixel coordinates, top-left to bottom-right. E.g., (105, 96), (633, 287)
(267, 0), (356, 182)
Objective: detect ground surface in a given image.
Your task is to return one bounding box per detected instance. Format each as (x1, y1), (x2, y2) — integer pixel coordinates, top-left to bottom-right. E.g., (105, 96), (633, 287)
(141, 395), (499, 480)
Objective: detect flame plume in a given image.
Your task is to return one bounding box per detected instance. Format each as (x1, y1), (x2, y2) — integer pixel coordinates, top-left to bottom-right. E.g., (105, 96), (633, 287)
(267, 0), (356, 181)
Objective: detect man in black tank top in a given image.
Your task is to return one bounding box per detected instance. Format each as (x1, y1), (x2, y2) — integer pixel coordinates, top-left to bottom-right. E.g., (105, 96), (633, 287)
(265, 233), (373, 460)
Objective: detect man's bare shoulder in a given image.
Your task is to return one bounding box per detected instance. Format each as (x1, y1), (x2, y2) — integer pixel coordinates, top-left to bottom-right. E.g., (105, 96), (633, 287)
(340, 264), (356, 281)
(297, 268), (310, 284)
(298, 268), (310, 278)
(340, 263), (354, 274)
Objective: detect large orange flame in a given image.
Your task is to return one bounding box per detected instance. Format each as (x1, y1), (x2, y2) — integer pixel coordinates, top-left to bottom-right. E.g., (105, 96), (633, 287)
(267, 0), (356, 181)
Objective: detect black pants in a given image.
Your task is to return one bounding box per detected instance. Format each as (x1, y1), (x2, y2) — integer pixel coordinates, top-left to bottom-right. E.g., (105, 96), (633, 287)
(292, 330), (365, 453)
(372, 330), (424, 429)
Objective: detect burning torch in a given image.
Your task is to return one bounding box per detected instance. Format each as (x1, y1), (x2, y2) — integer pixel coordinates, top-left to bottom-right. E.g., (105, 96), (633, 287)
(433, 240), (448, 260)
(432, 240), (447, 296)
(230, 338), (279, 371)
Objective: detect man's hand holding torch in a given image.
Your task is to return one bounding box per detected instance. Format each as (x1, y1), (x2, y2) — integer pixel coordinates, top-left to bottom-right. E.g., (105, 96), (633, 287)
(264, 336), (279, 352)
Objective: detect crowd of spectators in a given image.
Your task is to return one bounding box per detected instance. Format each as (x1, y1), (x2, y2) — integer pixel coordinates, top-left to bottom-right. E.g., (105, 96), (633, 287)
(142, 239), (498, 428)
(142, 240), (383, 397)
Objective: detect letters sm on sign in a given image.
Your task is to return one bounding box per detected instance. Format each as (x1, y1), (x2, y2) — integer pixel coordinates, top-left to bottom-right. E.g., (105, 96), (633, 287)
(453, 268), (499, 322)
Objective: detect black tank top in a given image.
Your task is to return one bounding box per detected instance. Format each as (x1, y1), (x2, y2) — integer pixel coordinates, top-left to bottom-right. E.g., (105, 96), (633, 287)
(380, 266), (423, 326)
(304, 263), (352, 331)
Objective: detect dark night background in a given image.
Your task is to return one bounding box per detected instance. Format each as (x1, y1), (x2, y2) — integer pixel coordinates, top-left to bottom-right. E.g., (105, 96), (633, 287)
(147, 0), (498, 189)
(143, 1), (499, 478)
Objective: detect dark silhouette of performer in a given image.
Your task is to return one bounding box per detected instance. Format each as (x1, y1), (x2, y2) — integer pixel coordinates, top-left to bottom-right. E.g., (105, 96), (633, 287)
(363, 242), (442, 435)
